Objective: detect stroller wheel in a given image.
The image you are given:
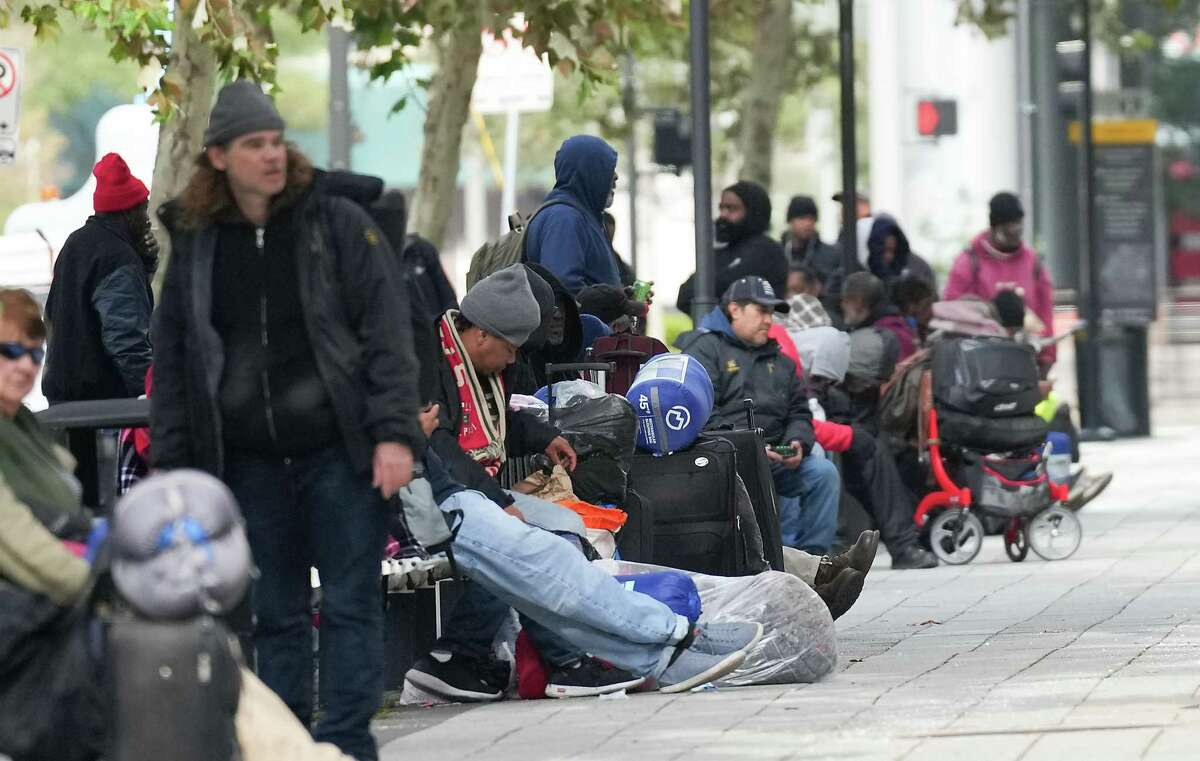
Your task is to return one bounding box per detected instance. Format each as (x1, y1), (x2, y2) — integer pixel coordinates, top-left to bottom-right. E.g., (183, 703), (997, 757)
(1028, 505), (1082, 561)
(928, 509), (984, 565)
(1004, 518), (1029, 563)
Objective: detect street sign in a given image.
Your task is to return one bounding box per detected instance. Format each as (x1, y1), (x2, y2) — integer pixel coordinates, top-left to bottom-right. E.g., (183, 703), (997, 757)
(0, 137), (15, 166)
(0, 47), (21, 140)
(470, 30), (554, 115)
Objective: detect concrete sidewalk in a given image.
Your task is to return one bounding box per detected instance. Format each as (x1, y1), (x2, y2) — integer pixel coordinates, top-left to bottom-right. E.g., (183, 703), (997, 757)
(376, 425), (1200, 761)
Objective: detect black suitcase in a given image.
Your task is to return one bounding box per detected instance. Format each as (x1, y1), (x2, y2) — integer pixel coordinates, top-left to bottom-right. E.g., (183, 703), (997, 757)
(107, 616), (241, 761)
(932, 337), (1041, 418)
(700, 429), (785, 572)
(628, 438), (751, 576)
(936, 406), (1049, 452)
(616, 489), (655, 562)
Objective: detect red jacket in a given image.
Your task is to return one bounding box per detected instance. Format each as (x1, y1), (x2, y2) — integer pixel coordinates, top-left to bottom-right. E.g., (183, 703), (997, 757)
(813, 419), (853, 453)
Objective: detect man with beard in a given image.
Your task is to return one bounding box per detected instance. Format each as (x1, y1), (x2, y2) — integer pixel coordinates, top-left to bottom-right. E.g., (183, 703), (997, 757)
(676, 181), (788, 317)
(944, 192), (1056, 369)
(43, 152), (157, 506)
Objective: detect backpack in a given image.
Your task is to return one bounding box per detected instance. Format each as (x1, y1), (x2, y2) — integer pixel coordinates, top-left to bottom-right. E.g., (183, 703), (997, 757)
(931, 336), (1041, 418)
(465, 201), (568, 289)
(879, 348), (931, 438)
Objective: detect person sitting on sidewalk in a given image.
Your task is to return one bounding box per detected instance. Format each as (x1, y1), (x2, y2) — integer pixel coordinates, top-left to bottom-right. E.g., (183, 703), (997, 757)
(677, 277), (841, 555)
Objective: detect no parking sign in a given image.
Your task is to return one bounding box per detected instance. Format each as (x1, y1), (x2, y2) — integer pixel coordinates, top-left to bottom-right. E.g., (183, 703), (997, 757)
(0, 47), (21, 164)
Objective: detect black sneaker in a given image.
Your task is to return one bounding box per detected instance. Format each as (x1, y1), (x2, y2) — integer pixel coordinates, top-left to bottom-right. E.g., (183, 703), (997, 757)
(545, 657), (646, 698)
(405, 649), (505, 703)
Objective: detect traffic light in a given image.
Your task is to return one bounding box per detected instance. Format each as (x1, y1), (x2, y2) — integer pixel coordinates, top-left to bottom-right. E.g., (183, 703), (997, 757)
(652, 108), (692, 172)
(916, 99), (958, 137)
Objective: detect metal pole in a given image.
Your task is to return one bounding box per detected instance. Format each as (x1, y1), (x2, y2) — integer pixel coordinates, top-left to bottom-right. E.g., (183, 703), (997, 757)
(500, 109), (520, 236)
(1077, 0), (1101, 430)
(689, 0), (716, 322)
(838, 0), (858, 274)
(622, 53), (639, 273)
(328, 25), (351, 170)
(1015, 0), (1035, 234)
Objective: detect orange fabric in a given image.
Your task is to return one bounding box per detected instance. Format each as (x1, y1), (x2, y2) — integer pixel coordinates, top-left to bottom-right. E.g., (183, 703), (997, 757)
(555, 500), (628, 531)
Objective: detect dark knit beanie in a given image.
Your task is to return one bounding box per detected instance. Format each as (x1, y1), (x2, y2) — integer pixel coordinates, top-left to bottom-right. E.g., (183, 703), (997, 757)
(993, 289), (1027, 330)
(786, 195), (819, 221)
(989, 192), (1025, 228)
(203, 80), (287, 147)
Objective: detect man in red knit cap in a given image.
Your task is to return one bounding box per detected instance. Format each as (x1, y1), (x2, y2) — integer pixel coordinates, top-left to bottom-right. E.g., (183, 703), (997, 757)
(43, 152), (157, 505)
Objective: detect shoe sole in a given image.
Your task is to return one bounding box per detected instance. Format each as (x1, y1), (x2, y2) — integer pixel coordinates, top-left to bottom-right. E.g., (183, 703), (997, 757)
(404, 672), (502, 703)
(544, 676), (647, 699)
(1070, 473), (1113, 511)
(828, 572), (866, 620)
(658, 648), (748, 694)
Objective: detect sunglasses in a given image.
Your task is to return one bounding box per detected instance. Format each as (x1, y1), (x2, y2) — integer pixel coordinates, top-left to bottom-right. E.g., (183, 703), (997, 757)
(0, 342), (45, 365)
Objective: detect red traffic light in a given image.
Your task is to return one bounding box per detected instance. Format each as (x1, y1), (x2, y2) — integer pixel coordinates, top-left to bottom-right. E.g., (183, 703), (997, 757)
(917, 99), (957, 137)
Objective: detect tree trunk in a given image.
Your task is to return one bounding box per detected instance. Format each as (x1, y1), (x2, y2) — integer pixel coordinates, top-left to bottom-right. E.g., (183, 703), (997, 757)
(151, 0), (218, 294)
(408, 16), (483, 250)
(738, 0), (793, 190)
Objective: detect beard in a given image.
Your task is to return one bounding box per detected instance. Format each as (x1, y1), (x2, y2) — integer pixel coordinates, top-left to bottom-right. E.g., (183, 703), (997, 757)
(715, 217), (751, 244)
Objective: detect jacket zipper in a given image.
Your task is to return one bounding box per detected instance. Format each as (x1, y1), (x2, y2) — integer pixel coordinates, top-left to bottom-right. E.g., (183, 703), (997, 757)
(256, 226), (280, 445)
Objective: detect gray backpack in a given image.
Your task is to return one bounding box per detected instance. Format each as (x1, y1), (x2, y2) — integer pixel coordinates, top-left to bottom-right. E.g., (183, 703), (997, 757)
(465, 200), (567, 289)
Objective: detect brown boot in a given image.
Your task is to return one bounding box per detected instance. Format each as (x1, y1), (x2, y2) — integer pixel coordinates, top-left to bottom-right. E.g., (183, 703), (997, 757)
(814, 530), (880, 587)
(815, 568), (866, 620)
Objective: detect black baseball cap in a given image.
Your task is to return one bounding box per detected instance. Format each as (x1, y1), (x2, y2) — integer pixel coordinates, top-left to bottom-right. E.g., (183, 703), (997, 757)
(722, 276), (790, 314)
(832, 190), (870, 204)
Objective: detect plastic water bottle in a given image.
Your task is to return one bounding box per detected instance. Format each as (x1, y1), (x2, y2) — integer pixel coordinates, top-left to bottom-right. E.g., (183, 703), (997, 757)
(1046, 432), (1072, 484)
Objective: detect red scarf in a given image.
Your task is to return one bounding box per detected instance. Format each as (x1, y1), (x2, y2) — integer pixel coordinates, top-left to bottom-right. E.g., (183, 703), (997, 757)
(438, 312), (507, 475)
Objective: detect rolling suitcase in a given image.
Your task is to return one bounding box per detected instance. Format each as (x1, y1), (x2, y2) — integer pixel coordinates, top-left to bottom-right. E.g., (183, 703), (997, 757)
(628, 438), (751, 576)
(615, 489), (655, 562)
(107, 615), (241, 761)
(700, 399), (786, 571)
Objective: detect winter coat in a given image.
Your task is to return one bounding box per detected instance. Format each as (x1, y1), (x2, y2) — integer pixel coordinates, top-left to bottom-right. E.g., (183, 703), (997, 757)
(676, 235), (789, 317)
(504, 264), (584, 396)
(944, 231), (1056, 363)
(427, 322), (562, 508)
(782, 231), (841, 282)
(43, 215), (153, 403)
(865, 215), (937, 294)
(0, 407), (90, 606)
(151, 181), (424, 477)
(677, 308), (815, 453)
(525, 136), (621, 293)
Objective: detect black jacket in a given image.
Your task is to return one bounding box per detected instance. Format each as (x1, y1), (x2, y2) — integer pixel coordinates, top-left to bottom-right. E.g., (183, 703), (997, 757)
(866, 215), (937, 294)
(504, 264), (584, 396)
(782, 231), (841, 282)
(428, 322), (562, 508)
(150, 184), (424, 476)
(676, 234), (788, 317)
(676, 308), (815, 453)
(43, 215), (153, 402)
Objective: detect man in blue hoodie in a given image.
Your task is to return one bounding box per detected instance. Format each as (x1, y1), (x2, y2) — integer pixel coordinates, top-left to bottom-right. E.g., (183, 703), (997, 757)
(525, 135), (622, 293)
(677, 277), (841, 555)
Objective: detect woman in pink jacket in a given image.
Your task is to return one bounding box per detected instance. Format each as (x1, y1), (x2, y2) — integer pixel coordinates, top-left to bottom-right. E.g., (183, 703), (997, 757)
(943, 192), (1056, 368)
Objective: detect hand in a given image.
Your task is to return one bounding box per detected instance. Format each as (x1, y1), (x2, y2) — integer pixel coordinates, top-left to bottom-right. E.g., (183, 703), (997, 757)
(419, 403), (440, 437)
(372, 442), (414, 498)
(765, 446), (785, 464)
(544, 436), (577, 472)
(781, 442), (805, 470)
(503, 505), (527, 522)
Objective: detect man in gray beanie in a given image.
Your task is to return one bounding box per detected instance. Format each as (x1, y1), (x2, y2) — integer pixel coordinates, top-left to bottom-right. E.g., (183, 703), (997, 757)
(152, 79), (421, 761)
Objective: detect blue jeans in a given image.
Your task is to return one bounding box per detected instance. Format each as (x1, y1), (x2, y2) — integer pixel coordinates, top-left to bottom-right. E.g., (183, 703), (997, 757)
(224, 447), (387, 761)
(773, 454), (840, 555)
(442, 490), (691, 678)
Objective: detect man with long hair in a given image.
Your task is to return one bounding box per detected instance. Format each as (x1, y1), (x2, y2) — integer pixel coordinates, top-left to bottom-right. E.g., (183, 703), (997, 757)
(151, 81), (423, 761)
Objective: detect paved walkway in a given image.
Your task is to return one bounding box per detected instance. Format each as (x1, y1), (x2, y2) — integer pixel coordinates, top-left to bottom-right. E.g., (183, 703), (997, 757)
(377, 425), (1200, 761)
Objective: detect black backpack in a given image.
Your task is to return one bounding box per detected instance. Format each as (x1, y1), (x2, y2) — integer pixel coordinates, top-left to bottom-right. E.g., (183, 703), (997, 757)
(932, 336), (1041, 418)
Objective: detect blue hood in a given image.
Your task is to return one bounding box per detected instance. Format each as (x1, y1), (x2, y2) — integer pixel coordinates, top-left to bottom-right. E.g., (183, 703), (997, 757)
(548, 135), (618, 214)
(699, 306), (738, 339)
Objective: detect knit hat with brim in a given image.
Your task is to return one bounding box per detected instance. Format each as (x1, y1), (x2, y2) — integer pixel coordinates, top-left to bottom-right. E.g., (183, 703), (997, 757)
(203, 80), (287, 147)
(460, 264), (542, 347)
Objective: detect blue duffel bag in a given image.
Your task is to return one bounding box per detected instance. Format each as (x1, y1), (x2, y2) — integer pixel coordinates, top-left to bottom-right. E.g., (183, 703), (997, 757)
(613, 571), (702, 623)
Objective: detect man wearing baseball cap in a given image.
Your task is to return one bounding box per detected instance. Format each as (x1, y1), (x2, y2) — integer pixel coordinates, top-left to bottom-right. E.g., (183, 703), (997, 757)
(43, 152), (157, 505)
(677, 277), (841, 557)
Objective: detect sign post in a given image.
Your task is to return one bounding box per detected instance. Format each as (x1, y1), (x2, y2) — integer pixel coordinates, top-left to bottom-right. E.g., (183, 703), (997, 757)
(470, 27), (554, 235)
(0, 47), (22, 165)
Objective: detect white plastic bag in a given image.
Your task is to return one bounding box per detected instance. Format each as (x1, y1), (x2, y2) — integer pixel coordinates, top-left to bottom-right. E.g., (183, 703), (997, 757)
(595, 560), (838, 686)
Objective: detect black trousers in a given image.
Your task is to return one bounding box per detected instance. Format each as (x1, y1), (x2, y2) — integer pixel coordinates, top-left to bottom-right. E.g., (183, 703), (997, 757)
(841, 427), (920, 554)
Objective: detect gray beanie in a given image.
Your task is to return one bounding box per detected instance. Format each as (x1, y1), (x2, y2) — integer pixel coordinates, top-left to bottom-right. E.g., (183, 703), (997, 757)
(204, 80), (287, 147)
(460, 263), (542, 346)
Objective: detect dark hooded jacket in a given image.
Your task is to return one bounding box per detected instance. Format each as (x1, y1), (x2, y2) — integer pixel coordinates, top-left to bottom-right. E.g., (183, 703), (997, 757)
(677, 181), (788, 316)
(151, 165), (424, 476)
(782, 230), (841, 283)
(676, 307), (815, 453)
(504, 264), (584, 396)
(43, 214), (154, 402)
(525, 136), (621, 293)
(866, 215), (937, 294)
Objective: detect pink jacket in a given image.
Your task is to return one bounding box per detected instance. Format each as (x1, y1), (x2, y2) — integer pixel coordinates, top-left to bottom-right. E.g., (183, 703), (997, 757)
(944, 232), (1056, 362)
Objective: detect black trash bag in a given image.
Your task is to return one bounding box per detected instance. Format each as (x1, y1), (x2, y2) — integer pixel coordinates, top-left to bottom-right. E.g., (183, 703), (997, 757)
(555, 395), (637, 505)
(0, 582), (106, 761)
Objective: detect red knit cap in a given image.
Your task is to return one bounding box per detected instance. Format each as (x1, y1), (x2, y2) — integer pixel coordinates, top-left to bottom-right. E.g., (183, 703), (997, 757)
(92, 153), (149, 213)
